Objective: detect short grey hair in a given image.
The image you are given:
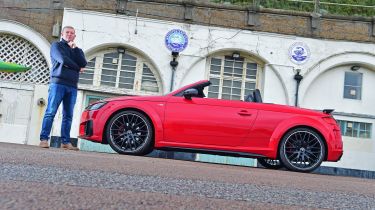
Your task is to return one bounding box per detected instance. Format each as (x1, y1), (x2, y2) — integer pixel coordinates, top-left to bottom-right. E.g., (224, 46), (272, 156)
(62, 26), (75, 32)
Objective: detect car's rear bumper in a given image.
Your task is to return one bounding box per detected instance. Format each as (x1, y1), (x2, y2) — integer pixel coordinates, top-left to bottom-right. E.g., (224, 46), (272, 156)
(327, 149), (343, 162)
(326, 128), (343, 161)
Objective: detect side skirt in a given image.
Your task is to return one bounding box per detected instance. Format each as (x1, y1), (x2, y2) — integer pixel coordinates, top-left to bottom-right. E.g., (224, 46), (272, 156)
(158, 147), (265, 159)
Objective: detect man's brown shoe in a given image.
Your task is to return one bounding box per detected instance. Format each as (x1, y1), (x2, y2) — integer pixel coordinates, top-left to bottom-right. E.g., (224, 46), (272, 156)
(61, 143), (79, 151)
(39, 140), (49, 148)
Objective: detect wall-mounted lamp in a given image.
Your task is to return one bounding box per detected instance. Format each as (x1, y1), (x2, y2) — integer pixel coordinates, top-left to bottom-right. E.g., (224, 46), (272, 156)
(350, 65), (360, 71)
(232, 52), (240, 59)
(171, 51), (179, 59)
(170, 51), (179, 68)
(117, 47), (125, 54)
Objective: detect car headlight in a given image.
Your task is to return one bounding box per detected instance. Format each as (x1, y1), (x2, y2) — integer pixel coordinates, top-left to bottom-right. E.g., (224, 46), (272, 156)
(85, 101), (107, 111)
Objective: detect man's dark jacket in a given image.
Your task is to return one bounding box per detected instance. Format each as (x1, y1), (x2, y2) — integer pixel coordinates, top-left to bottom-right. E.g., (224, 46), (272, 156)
(50, 39), (87, 88)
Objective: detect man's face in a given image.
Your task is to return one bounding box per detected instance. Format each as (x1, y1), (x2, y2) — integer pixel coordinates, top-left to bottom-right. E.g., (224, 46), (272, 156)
(61, 27), (76, 42)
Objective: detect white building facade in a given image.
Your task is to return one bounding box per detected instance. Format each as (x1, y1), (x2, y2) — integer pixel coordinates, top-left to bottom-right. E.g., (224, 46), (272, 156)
(0, 8), (374, 171)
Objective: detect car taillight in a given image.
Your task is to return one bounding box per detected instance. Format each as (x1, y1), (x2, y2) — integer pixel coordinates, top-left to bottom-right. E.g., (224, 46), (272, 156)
(322, 116), (338, 125)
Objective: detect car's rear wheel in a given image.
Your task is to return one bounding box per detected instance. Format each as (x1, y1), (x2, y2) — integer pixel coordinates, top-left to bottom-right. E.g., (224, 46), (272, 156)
(106, 110), (153, 155)
(257, 158), (284, 169)
(279, 128), (325, 172)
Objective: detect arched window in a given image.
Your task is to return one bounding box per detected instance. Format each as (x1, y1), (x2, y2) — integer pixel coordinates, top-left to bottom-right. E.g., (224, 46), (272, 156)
(79, 48), (162, 95)
(0, 34), (49, 84)
(207, 53), (262, 100)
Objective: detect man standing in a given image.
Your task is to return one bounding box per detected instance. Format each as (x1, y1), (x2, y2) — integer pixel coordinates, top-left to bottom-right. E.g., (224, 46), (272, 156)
(39, 26), (87, 150)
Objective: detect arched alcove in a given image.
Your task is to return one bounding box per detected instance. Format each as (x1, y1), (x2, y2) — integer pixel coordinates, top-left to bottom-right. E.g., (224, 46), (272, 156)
(79, 44), (164, 95)
(0, 20), (51, 85)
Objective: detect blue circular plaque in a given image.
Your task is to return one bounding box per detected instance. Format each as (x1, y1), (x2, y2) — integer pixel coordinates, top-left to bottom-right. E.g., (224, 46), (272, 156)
(165, 29), (188, 52)
(288, 42), (311, 65)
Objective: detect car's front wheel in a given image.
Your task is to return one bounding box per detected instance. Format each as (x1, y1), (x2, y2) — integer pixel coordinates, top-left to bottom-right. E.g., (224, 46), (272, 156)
(257, 158), (284, 169)
(106, 110), (153, 155)
(279, 127), (325, 172)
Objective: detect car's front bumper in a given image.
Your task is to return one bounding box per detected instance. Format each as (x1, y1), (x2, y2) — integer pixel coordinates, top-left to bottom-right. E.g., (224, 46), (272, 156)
(78, 110), (103, 143)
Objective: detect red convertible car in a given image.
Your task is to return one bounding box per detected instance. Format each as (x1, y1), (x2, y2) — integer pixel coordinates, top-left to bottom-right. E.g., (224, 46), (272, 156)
(79, 80), (343, 172)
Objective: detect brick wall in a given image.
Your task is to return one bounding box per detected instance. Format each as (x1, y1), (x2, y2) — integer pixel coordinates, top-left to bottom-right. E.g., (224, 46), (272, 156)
(0, 0), (374, 43)
(0, 0), (117, 42)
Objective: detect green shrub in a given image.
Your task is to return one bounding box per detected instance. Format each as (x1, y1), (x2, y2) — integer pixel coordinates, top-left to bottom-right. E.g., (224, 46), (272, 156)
(211, 0), (375, 17)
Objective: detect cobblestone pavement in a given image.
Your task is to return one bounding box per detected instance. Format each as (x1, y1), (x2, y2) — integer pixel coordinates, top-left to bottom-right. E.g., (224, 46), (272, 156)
(0, 143), (374, 209)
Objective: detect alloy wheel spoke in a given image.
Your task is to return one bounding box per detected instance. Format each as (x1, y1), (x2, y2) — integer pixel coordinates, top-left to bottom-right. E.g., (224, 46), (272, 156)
(304, 153), (313, 163)
(112, 133), (125, 142)
(289, 153), (300, 162)
(119, 135), (128, 148)
(305, 150), (319, 160)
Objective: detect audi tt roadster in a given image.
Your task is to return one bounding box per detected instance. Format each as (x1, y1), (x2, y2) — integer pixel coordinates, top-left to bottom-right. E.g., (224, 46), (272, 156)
(79, 80), (343, 172)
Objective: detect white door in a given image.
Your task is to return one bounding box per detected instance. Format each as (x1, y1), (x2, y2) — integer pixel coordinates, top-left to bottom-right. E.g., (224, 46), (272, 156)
(0, 87), (33, 144)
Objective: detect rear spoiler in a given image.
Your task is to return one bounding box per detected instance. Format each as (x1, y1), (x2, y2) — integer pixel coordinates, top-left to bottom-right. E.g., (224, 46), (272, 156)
(323, 109), (334, 114)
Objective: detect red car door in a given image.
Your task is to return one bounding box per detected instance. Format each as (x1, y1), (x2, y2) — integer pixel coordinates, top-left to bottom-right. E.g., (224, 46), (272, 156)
(163, 96), (258, 147)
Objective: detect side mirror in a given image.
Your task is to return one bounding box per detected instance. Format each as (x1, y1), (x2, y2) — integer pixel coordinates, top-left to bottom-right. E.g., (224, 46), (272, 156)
(183, 88), (198, 100)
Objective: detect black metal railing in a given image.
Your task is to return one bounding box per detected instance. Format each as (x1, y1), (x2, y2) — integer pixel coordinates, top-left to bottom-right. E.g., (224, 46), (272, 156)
(212, 0), (375, 17)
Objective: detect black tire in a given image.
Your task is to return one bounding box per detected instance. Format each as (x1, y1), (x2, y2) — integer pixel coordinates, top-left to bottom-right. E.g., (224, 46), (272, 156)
(106, 110), (153, 155)
(279, 127), (325, 172)
(257, 158), (284, 169)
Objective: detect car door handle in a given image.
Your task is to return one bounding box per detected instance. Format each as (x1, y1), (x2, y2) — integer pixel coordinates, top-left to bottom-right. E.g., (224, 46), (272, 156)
(238, 110), (252, 116)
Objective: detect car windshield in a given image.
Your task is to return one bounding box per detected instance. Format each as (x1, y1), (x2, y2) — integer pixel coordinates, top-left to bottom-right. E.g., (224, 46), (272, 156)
(172, 81), (211, 97)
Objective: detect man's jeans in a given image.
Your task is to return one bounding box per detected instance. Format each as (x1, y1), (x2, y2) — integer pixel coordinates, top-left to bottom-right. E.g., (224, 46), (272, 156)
(40, 83), (77, 144)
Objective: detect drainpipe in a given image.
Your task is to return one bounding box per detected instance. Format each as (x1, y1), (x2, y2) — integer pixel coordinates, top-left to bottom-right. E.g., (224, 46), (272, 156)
(294, 69), (303, 107)
(169, 52), (179, 92)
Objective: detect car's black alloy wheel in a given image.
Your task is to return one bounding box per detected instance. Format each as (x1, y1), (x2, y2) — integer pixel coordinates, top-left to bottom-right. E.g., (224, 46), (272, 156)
(257, 158), (284, 169)
(106, 110), (153, 155)
(279, 128), (325, 172)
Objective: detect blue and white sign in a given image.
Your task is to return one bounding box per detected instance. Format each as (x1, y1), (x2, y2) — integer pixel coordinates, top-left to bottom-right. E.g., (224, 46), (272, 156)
(165, 29), (188, 52)
(288, 42), (311, 65)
